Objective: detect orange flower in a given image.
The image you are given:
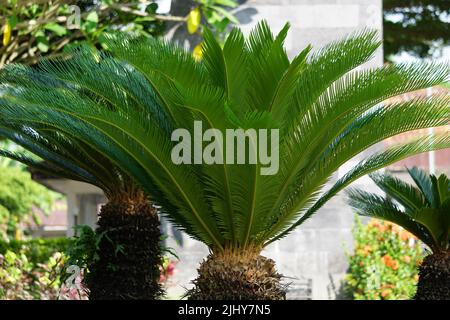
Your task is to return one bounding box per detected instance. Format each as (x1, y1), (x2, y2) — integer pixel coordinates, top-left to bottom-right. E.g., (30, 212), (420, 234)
(382, 254), (392, 265)
(368, 219), (381, 228)
(399, 230), (409, 241)
(381, 290), (390, 298)
(363, 245), (372, 256)
(382, 284), (395, 289)
(381, 255), (399, 270)
(368, 219), (386, 232)
(391, 224), (401, 234)
(399, 229), (415, 242)
(359, 261), (364, 267)
(391, 260), (399, 270)
(414, 274), (419, 282)
(402, 255), (411, 263)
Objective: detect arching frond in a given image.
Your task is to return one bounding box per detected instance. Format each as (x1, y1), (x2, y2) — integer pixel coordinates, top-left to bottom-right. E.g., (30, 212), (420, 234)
(347, 165), (450, 251)
(346, 188), (436, 249)
(0, 21), (448, 253)
(369, 173), (426, 212)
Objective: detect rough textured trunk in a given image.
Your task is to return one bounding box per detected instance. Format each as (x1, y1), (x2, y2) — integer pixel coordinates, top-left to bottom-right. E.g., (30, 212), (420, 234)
(188, 249), (286, 300)
(87, 199), (163, 300)
(414, 251), (450, 300)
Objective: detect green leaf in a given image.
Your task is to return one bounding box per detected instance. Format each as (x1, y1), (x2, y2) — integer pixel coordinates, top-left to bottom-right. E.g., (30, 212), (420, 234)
(214, 0), (238, 8)
(86, 11), (99, 23)
(210, 6), (239, 24)
(407, 167), (436, 206)
(146, 2), (158, 14)
(44, 23), (67, 36)
(413, 208), (445, 246)
(83, 11), (99, 33)
(8, 16), (18, 28)
(5, 250), (17, 264)
(36, 36), (49, 53)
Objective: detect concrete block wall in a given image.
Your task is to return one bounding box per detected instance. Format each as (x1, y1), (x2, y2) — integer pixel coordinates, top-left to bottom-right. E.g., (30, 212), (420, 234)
(235, 0), (383, 64)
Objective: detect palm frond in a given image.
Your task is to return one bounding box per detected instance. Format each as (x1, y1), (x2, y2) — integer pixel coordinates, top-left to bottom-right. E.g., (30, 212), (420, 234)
(347, 188), (436, 249)
(1, 21), (448, 253)
(267, 133), (450, 244)
(407, 167), (436, 207)
(369, 172), (426, 212)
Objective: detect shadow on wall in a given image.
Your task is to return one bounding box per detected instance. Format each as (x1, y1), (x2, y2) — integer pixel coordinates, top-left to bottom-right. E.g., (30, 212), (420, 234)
(328, 273), (350, 300)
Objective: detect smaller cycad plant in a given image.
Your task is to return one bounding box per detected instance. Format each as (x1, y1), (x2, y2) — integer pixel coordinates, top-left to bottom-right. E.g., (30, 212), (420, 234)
(347, 167), (450, 300)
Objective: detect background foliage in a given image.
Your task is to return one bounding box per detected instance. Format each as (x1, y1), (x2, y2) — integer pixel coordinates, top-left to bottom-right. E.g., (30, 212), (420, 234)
(0, 145), (59, 240)
(345, 217), (423, 300)
(0, 0), (238, 68)
(0, 237), (70, 299)
(0, 237), (71, 263)
(383, 0), (449, 60)
(0, 237), (175, 299)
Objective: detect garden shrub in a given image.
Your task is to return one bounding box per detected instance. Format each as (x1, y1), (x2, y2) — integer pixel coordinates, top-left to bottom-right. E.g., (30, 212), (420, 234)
(0, 237), (72, 264)
(345, 217), (423, 300)
(0, 238), (69, 299)
(0, 235), (176, 299)
(0, 165), (59, 240)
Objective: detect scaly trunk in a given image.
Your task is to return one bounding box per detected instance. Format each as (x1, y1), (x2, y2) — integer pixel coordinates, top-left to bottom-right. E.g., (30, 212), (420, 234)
(414, 251), (450, 300)
(86, 197), (163, 300)
(188, 248), (286, 300)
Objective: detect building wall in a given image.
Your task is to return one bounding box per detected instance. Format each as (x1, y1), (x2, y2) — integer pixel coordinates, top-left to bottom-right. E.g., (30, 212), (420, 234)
(236, 0), (383, 64)
(164, 0), (384, 299)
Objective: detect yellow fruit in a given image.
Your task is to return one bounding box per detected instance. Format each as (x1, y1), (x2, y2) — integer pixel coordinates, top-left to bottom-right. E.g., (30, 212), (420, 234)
(193, 42), (203, 61)
(14, 228), (21, 240)
(187, 8), (201, 34)
(3, 21), (12, 46)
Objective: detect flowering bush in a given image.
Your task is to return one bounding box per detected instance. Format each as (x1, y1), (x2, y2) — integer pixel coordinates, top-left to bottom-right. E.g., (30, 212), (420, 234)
(0, 236), (177, 299)
(0, 238), (71, 264)
(0, 238), (87, 300)
(345, 217), (423, 300)
(0, 249), (63, 299)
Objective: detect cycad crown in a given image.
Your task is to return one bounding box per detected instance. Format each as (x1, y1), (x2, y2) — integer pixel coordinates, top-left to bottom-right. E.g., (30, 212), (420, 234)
(0, 21), (449, 253)
(348, 167), (450, 252)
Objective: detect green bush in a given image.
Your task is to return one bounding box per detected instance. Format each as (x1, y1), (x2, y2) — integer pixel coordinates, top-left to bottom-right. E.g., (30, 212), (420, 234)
(0, 238), (72, 264)
(0, 0), (239, 68)
(0, 165), (59, 240)
(345, 217), (423, 300)
(0, 238), (71, 299)
(0, 236), (175, 299)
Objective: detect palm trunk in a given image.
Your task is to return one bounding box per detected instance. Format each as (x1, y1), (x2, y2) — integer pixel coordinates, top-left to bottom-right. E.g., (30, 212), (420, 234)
(86, 197), (163, 300)
(414, 251), (450, 300)
(188, 248), (286, 300)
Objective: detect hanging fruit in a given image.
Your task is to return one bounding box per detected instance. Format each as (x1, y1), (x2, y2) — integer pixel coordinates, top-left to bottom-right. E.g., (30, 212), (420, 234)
(187, 7), (201, 34)
(193, 42), (203, 61)
(3, 21), (12, 46)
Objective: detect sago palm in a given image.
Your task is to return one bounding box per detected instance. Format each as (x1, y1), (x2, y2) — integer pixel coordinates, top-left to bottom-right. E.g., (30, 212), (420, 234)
(0, 21), (449, 299)
(0, 69), (165, 300)
(347, 167), (450, 300)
